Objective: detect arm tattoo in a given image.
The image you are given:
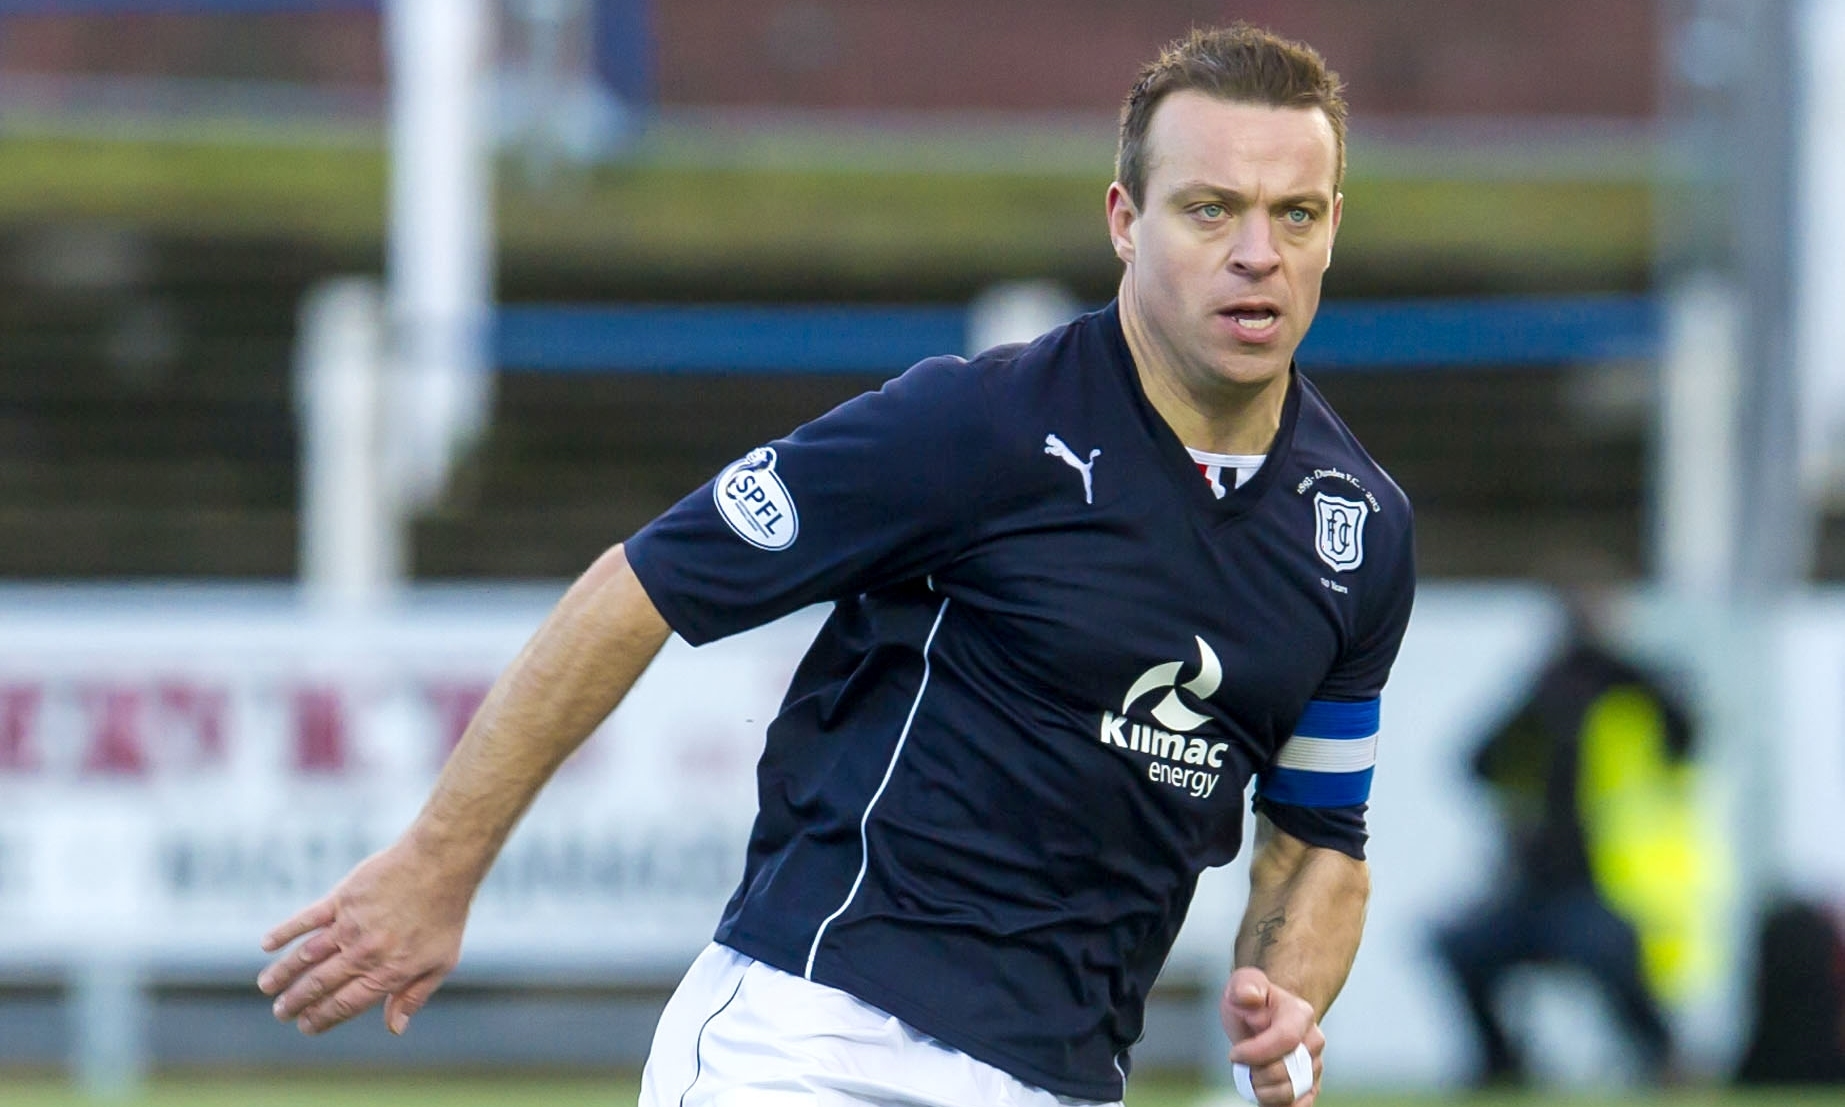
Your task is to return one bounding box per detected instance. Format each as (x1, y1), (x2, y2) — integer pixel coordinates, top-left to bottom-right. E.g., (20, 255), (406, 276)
(1254, 910), (1287, 960)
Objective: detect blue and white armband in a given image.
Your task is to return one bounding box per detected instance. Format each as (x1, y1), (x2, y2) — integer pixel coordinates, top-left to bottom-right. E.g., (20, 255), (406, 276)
(1257, 697), (1379, 808)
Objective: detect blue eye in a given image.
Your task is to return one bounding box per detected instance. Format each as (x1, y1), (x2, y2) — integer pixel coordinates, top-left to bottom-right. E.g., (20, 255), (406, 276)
(1197, 203), (1226, 220)
(1285, 208), (1312, 225)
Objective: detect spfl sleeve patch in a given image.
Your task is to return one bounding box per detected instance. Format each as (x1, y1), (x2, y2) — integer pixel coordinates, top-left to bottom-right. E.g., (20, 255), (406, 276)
(714, 446), (800, 551)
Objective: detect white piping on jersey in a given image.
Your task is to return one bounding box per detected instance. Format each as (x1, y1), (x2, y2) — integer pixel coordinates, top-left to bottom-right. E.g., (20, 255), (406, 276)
(804, 596), (953, 980)
(1275, 733), (1379, 773)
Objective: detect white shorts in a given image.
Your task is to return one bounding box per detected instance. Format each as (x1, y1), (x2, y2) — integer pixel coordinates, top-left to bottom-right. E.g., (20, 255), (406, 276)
(638, 943), (1121, 1107)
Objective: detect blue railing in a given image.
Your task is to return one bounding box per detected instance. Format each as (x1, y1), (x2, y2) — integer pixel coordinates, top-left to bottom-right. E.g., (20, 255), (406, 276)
(497, 304), (966, 375)
(495, 293), (1659, 375)
(1300, 293), (1656, 367)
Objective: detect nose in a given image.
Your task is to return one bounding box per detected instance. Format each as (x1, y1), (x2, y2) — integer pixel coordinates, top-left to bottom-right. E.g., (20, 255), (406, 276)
(1228, 214), (1281, 278)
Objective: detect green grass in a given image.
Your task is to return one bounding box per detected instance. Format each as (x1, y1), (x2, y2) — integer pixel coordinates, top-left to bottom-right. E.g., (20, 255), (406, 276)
(0, 135), (1650, 292)
(3, 1074), (1844, 1107)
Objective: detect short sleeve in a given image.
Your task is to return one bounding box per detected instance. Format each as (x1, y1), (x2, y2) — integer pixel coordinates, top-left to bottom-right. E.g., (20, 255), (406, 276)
(1255, 506), (1416, 859)
(1312, 510), (1416, 702)
(625, 356), (993, 645)
(1254, 696), (1379, 857)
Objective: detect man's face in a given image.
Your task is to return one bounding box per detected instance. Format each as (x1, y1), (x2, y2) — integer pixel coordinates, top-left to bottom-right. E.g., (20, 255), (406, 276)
(1107, 93), (1342, 394)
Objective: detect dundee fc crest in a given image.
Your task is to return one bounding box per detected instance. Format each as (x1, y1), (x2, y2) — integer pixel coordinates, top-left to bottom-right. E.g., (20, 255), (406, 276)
(1313, 492), (1369, 572)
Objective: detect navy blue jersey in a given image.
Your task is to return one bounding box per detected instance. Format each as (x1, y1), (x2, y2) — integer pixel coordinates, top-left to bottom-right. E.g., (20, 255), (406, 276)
(625, 303), (1415, 1100)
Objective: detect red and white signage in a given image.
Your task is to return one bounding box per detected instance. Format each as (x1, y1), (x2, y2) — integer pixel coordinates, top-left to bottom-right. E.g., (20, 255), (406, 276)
(0, 591), (816, 969)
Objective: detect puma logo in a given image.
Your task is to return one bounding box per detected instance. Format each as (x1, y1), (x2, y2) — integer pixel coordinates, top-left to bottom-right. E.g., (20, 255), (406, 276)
(1044, 434), (1101, 504)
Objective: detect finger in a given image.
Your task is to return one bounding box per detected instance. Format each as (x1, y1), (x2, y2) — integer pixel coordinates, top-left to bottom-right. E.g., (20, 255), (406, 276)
(1231, 1022), (1303, 1066)
(271, 955), (356, 1022)
(384, 968), (447, 1035)
(257, 931), (339, 996)
(262, 900), (336, 953)
(1290, 1034), (1325, 1106)
(1248, 1060), (1301, 1102)
(1227, 1001), (1274, 1040)
(1247, 1050), (1317, 1105)
(1220, 971), (1275, 1040)
(1223, 1001), (1272, 1036)
(1299, 1061), (1321, 1104)
(296, 975), (390, 1036)
(1227, 966), (1270, 1009)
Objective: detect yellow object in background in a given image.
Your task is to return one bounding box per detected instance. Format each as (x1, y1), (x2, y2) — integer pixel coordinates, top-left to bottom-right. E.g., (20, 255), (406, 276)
(1578, 686), (1729, 1001)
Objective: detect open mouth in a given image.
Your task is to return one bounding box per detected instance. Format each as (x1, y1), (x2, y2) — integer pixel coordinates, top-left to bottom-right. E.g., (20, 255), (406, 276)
(1219, 306), (1281, 339)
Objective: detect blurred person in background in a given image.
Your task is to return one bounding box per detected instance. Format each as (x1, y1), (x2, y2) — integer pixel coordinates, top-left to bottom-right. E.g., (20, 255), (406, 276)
(1433, 575), (1703, 1087)
(1735, 899), (1845, 1084)
(257, 24), (1413, 1107)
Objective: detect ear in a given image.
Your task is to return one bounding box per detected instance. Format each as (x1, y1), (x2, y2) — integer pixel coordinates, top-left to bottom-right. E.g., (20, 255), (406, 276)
(1324, 192), (1344, 268)
(1105, 182), (1138, 265)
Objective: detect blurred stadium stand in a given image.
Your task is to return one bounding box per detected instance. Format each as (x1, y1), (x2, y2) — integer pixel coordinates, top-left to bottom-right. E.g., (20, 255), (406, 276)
(0, 232), (327, 577)
(0, 268), (1685, 582)
(0, 0), (1836, 583)
(2, 258), (1833, 580)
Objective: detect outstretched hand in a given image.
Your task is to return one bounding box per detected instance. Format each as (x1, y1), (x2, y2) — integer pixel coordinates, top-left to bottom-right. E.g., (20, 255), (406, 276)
(257, 839), (472, 1036)
(1221, 967), (1325, 1106)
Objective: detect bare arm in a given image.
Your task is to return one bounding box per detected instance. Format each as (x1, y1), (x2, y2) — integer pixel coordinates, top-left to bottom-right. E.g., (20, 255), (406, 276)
(1235, 815), (1370, 1014)
(400, 542), (672, 885)
(1220, 814), (1371, 1106)
(257, 543), (672, 1034)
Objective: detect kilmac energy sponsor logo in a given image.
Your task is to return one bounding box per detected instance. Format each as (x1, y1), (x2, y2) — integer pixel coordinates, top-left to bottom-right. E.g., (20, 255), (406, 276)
(1098, 636), (1229, 799)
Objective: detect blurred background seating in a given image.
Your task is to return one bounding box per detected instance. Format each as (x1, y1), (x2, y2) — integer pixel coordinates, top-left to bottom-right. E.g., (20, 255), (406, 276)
(5, 0), (1835, 584)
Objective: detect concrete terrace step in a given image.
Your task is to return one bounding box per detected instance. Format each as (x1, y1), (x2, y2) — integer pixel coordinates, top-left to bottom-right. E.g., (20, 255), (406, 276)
(0, 337), (293, 404)
(414, 509), (654, 579)
(485, 372), (886, 452)
(1409, 507), (1645, 578)
(0, 505), (295, 577)
(0, 290), (301, 337)
(0, 411), (292, 468)
(0, 228), (361, 294)
(0, 456), (292, 507)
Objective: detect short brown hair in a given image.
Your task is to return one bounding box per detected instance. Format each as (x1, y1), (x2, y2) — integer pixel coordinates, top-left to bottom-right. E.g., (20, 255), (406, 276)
(1116, 24), (1348, 207)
